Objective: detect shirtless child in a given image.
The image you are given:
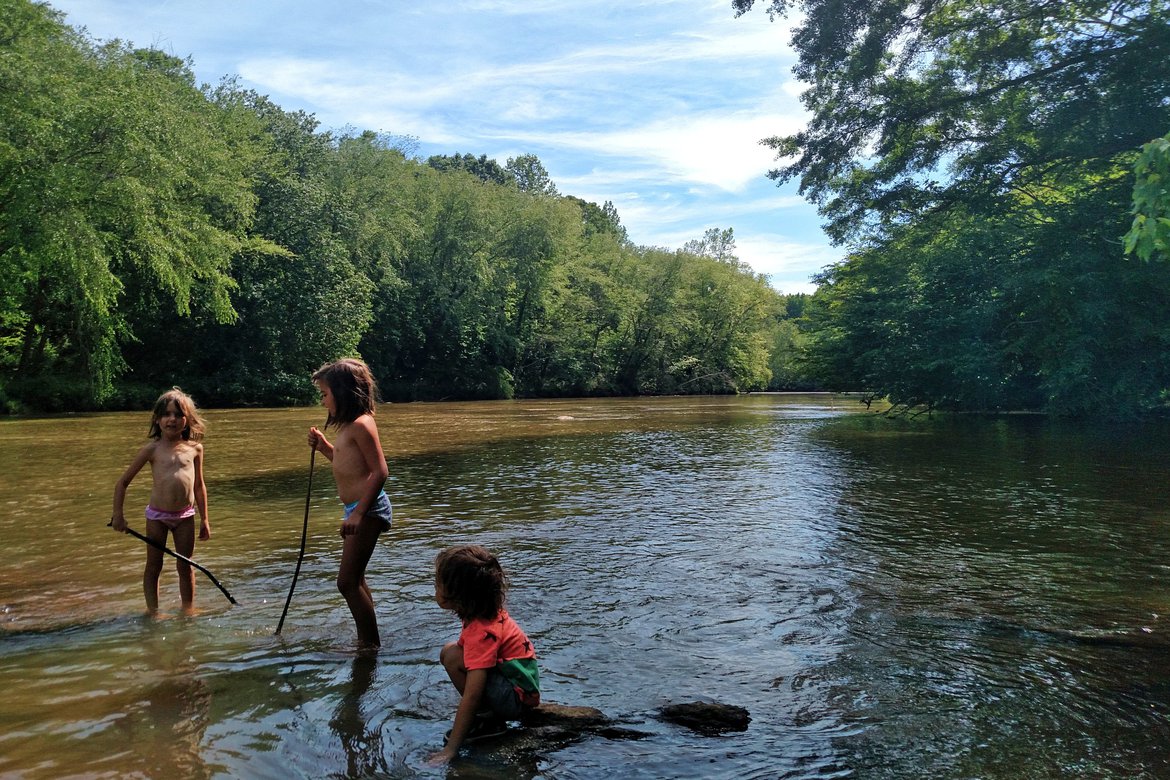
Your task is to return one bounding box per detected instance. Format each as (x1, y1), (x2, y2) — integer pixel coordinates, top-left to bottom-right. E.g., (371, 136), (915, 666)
(111, 388), (211, 612)
(307, 358), (391, 647)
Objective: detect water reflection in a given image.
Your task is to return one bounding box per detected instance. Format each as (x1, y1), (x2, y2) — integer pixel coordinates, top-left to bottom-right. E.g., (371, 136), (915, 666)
(2, 397), (1170, 778)
(813, 414), (1170, 777)
(104, 650), (213, 779)
(330, 654), (390, 778)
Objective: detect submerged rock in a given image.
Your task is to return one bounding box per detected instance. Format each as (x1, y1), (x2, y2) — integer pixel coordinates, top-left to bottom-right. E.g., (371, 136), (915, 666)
(656, 702), (751, 736)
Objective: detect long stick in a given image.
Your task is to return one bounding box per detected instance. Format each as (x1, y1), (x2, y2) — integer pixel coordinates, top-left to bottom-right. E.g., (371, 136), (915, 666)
(108, 521), (237, 605)
(276, 446), (315, 635)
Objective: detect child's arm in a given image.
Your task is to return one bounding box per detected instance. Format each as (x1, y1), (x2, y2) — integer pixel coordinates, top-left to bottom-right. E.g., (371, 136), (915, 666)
(307, 426), (334, 461)
(339, 416), (390, 537)
(111, 442), (154, 532)
(429, 667), (489, 764)
(193, 443), (210, 540)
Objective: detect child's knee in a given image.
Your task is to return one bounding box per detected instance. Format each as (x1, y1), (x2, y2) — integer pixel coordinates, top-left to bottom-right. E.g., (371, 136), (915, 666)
(439, 641), (463, 668)
(336, 574), (360, 597)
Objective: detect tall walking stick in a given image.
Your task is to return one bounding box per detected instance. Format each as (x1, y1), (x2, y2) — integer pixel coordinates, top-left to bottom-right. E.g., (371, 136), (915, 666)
(276, 445), (316, 635)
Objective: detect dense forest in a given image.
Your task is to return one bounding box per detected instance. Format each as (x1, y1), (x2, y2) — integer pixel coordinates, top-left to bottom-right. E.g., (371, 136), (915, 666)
(0, 0), (812, 412)
(736, 0), (1170, 417)
(3, 0), (1169, 417)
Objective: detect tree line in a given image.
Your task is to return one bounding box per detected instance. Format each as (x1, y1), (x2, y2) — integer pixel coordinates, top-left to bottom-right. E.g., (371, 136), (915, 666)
(0, 0), (812, 412)
(736, 0), (1170, 418)
(7, 0), (1167, 418)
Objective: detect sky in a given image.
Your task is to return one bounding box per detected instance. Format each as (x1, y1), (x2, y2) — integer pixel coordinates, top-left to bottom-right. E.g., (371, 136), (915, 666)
(49, 0), (838, 294)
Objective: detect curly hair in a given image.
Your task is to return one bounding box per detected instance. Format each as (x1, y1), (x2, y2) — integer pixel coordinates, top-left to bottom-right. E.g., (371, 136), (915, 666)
(435, 545), (509, 622)
(312, 358), (379, 428)
(148, 387), (205, 441)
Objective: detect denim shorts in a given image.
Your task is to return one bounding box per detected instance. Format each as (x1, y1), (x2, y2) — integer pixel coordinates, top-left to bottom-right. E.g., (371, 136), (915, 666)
(342, 491), (392, 529)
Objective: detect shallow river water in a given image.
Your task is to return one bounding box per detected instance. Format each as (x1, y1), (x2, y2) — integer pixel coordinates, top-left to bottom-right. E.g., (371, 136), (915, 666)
(1, 394), (1169, 779)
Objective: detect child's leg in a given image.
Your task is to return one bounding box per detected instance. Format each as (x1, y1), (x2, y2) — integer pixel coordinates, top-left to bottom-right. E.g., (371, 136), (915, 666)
(143, 519), (168, 612)
(439, 642), (467, 693)
(337, 518), (383, 647)
(170, 519), (197, 609)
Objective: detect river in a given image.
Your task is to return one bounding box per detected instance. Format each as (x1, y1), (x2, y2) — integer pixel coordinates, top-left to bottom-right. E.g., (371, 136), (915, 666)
(1, 394), (1168, 778)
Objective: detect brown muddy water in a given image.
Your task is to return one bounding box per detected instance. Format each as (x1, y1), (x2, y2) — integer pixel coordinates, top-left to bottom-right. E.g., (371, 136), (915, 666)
(1, 394), (1169, 779)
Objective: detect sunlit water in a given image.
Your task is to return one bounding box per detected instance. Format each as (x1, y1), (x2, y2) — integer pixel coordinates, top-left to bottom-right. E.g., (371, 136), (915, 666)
(1, 396), (1169, 778)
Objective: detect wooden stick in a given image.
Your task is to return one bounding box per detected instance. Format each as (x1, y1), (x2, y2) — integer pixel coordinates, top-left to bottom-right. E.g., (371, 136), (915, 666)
(276, 446), (315, 634)
(108, 521), (237, 605)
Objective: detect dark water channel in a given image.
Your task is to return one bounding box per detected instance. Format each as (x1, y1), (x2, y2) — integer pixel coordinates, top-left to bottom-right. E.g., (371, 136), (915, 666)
(1, 395), (1169, 778)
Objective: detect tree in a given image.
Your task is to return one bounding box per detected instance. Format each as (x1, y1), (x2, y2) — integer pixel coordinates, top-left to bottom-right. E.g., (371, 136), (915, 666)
(564, 196), (629, 243)
(1125, 133), (1170, 262)
(426, 152), (511, 186)
(0, 1), (276, 409)
(736, 0), (1170, 415)
(683, 227), (738, 265)
(735, 0), (1170, 242)
(505, 153), (559, 196)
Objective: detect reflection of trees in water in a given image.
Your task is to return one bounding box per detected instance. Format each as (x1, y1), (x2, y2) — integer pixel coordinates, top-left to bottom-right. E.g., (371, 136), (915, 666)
(330, 654), (391, 778)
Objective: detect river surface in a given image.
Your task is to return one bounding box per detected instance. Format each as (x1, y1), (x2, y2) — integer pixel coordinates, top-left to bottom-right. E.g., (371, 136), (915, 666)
(1, 394), (1169, 779)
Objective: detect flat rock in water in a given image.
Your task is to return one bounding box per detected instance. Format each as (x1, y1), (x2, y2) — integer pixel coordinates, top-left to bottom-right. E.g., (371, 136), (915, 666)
(464, 703), (652, 755)
(520, 703), (610, 729)
(468, 701), (758, 754)
(656, 702), (751, 735)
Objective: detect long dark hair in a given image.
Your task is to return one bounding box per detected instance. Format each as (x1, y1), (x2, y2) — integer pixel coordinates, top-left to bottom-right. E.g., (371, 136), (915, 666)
(312, 358), (378, 428)
(435, 545), (508, 622)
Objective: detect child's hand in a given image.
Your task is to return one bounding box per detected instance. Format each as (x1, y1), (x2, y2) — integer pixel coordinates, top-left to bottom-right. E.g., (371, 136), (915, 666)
(110, 515), (127, 533)
(340, 515), (359, 537)
(426, 747), (456, 766)
(200, 519), (211, 541)
(308, 426), (326, 451)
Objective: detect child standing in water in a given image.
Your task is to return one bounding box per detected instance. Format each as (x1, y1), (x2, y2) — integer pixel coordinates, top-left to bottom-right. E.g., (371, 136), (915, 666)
(307, 358), (391, 648)
(111, 387), (211, 612)
(429, 545), (541, 765)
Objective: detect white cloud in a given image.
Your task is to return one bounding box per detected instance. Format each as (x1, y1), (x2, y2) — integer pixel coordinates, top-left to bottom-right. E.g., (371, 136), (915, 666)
(52, 0), (835, 294)
(735, 233), (839, 280)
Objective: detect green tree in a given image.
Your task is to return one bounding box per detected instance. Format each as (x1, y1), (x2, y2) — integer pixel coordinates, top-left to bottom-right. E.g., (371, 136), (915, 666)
(564, 196), (629, 243)
(1125, 133), (1170, 262)
(426, 152), (511, 186)
(736, 0), (1170, 415)
(0, 1), (276, 409)
(683, 227), (738, 266)
(528, 232), (631, 395)
(506, 153), (559, 196)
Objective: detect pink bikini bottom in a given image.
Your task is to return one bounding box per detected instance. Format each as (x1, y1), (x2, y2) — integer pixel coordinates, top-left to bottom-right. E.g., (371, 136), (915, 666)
(145, 504), (196, 530)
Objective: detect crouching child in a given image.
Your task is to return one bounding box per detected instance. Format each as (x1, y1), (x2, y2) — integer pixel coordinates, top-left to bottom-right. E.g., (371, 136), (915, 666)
(428, 545), (540, 764)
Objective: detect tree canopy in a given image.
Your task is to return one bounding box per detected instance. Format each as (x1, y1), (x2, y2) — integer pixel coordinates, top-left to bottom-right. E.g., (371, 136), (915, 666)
(736, 0), (1170, 416)
(0, 0), (809, 412)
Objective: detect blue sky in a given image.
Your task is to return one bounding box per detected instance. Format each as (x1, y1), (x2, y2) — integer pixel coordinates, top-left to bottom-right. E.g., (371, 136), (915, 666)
(50, 0), (837, 293)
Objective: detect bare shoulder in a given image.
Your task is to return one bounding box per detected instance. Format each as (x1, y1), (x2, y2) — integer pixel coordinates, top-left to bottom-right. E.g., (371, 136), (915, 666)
(350, 414), (380, 440)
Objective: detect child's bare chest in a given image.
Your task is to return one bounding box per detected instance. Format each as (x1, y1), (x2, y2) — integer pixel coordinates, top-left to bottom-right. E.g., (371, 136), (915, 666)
(153, 443), (195, 474)
(331, 430), (365, 474)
